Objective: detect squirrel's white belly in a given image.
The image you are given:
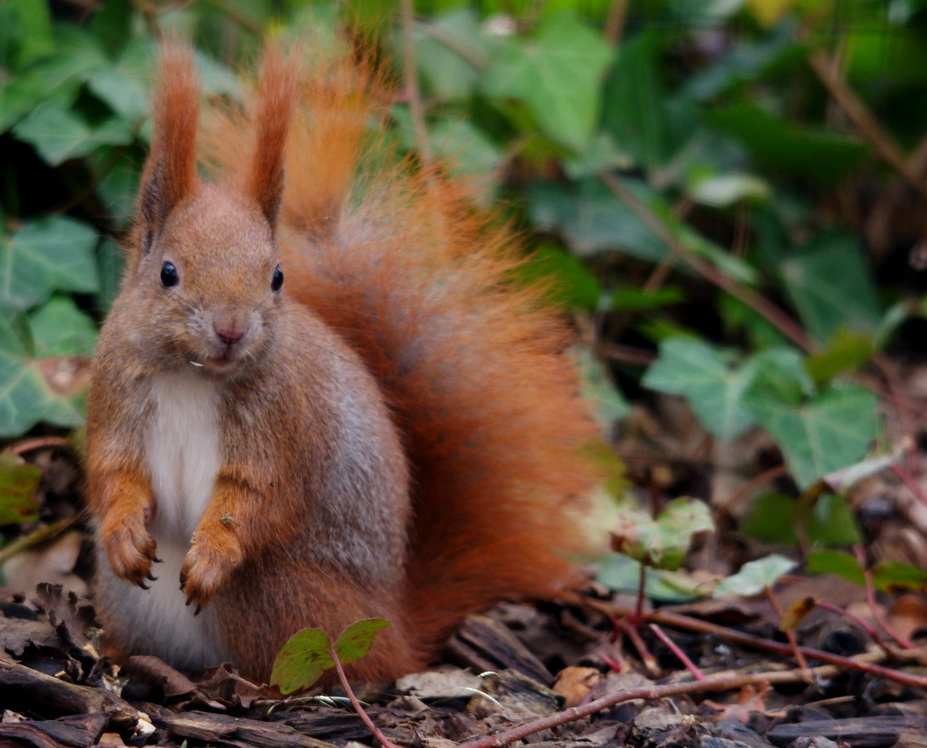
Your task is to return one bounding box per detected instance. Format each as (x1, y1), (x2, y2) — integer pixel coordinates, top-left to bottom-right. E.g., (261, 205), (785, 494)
(98, 371), (229, 670)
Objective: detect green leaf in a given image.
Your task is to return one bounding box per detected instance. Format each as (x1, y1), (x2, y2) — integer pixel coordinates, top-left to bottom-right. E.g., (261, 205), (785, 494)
(13, 106), (134, 165)
(573, 346), (630, 427)
(806, 549), (864, 585)
(10, 0), (53, 66)
(682, 24), (800, 101)
(0, 449), (41, 526)
(520, 245), (600, 310)
(804, 329), (874, 384)
(611, 497), (713, 571)
(410, 8), (485, 102)
(714, 554), (797, 598)
(95, 239), (127, 313)
(332, 618), (391, 666)
(483, 14), (614, 152)
(601, 30), (675, 171)
(807, 551), (927, 592)
(426, 117), (503, 184)
(0, 218), (100, 310)
(529, 178), (667, 260)
(642, 338), (758, 441)
(610, 286), (684, 312)
(270, 628), (334, 694)
(687, 172), (771, 208)
(707, 104), (867, 183)
(742, 492), (797, 545)
(744, 370), (878, 488)
(28, 296), (98, 358)
(780, 231), (882, 343)
(0, 306), (91, 436)
(596, 553), (708, 603)
(870, 560), (927, 593)
(803, 493), (862, 546)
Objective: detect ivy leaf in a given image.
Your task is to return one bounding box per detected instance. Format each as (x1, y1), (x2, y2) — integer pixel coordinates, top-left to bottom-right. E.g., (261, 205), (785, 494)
(9, 0), (54, 66)
(0, 307), (91, 437)
(483, 15), (614, 152)
(806, 550), (864, 585)
(270, 628), (334, 694)
(332, 618), (391, 666)
(410, 8), (485, 102)
(28, 296), (98, 358)
(601, 29), (675, 171)
(744, 368), (878, 489)
(13, 106), (134, 165)
(642, 338), (758, 441)
(0, 217), (100, 310)
(611, 497), (713, 571)
(529, 178), (667, 259)
(0, 449), (41, 526)
(780, 232), (882, 344)
(806, 551), (927, 592)
(596, 553), (707, 603)
(707, 104), (867, 183)
(520, 244), (600, 310)
(714, 554), (797, 598)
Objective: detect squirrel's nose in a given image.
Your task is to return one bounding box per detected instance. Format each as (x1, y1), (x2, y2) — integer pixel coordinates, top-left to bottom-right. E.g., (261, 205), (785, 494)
(214, 323), (246, 345)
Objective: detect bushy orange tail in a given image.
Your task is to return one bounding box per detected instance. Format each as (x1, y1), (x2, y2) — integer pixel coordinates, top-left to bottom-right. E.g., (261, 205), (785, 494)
(200, 44), (598, 657)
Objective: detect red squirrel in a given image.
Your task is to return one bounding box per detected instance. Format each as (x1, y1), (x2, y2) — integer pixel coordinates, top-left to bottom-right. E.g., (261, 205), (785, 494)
(85, 41), (598, 683)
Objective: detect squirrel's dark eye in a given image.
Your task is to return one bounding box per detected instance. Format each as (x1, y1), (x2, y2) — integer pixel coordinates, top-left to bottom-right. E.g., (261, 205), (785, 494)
(271, 265), (283, 292)
(160, 262), (179, 288)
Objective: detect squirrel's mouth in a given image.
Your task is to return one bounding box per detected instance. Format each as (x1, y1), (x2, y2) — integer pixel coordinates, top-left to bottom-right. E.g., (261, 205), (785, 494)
(189, 349), (239, 371)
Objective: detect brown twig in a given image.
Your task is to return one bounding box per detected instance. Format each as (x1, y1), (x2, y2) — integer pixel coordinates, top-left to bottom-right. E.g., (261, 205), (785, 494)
(713, 464), (788, 521)
(459, 662), (858, 748)
(604, 0), (630, 47)
(598, 171), (815, 353)
(9, 436), (71, 455)
(807, 49), (927, 203)
(765, 587), (811, 675)
(890, 463), (927, 511)
(585, 598), (927, 691)
(816, 601), (891, 656)
(329, 648), (396, 748)
(0, 517), (79, 567)
(615, 617), (660, 677)
(399, 0), (432, 167)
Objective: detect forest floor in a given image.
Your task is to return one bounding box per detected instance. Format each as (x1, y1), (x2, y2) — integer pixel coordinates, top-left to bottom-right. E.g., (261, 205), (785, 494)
(3, 371), (927, 748)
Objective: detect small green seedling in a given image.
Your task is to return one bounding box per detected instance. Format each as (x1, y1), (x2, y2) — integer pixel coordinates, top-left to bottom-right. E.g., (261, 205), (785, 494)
(807, 550), (927, 593)
(271, 617), (391, 695)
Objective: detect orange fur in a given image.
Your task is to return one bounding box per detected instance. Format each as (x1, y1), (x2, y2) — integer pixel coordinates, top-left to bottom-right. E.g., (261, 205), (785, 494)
(202, 45), (597, 656)
(137, 41), (199, 243)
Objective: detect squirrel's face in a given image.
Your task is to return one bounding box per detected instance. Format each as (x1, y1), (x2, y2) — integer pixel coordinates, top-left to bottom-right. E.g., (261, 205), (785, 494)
(126, 186), (284, 379)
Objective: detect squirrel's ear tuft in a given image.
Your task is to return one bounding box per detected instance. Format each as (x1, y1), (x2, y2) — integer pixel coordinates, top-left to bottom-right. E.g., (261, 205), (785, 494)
(138, 40), (200, 250)
(246, 44), (298, 229)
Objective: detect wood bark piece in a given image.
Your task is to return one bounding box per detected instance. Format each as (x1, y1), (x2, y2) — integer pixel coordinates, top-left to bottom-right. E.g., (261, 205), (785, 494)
(156, 710), (342, 748)
(0, 656), (142, 732)
(448, 615), (553, 685)
(0, 713), (108, 748)
(767, 716), (927, 747)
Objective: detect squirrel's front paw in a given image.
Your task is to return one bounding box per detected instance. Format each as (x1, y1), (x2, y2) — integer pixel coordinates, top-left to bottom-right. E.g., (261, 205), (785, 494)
(100, 509), (158, 588)
(179, 528), (243, 611)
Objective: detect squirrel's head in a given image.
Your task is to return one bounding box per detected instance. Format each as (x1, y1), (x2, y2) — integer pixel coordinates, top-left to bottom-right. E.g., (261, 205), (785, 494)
(118, 42), (297, 379)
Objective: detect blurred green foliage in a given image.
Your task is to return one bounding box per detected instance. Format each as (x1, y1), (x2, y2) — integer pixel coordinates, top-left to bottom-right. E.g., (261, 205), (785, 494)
(2, 0), (925, 526)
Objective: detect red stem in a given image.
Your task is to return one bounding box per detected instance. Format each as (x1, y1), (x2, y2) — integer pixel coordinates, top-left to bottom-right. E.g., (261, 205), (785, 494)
(330, 649), (396, 748)
(853, 545), (915, 650)
(765, 587), (810, 673)
(650, 624), (704, 681)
